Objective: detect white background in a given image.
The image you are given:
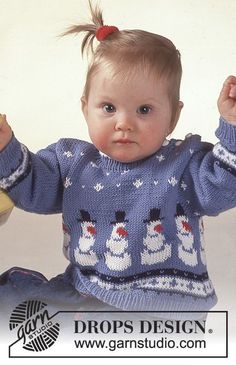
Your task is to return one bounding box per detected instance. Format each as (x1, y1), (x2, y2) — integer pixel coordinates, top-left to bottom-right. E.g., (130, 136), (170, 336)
(0, 0), (236, 364)
(0, 0), (236, 149)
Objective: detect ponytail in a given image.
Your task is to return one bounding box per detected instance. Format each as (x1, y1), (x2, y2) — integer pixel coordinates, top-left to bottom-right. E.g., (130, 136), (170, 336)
(61, 0), (104, 56)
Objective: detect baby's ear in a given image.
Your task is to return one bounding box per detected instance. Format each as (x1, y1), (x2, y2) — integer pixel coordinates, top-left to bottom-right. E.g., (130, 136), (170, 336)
(81, 96), (88, 119)
(169, 101), (184, 134)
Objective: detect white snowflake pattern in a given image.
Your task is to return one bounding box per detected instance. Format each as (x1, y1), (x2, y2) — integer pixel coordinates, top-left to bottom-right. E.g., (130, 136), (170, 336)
(94, 183), (104, 192)
(80, 151), (85, 156)
(168, 176), (178, 187)
(153, 180), (159, 186)
(156, 154), (165, 162)
(133, 179), (143, 188)
(180, 181), (188, 191)
(189, 149), (194, 155)
(91, 162), (99, 169)
(63, 151), (74, 158)
(121, 169), (130, 175)
(64, 177), (72, 188)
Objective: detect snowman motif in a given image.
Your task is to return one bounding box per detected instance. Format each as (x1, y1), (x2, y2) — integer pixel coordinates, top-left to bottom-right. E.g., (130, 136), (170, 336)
(62, 219), (70, 260)
(141, 208), (171, 265)
(74, 210), (98, 266)
(175, 204), (198, 267)
(105, 211), (132, 271)
(199, 218), (207, 266)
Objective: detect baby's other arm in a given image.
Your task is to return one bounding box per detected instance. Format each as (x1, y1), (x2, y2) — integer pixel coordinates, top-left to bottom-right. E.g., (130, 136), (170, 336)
(0, 114), (13, 151)
(0, 114), (63, 214)
(218, 75), (236, 124)
(181, 76), (236, 216)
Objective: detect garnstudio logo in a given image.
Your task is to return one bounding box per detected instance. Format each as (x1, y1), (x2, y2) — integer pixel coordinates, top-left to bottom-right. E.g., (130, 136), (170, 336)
(9, 300), (60, 352)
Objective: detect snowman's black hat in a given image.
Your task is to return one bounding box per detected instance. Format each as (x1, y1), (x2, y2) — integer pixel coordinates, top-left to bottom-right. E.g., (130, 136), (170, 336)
(111, 211), (129, 224)
(143, 208), (161, 223)
(78, 210), (97, 223)
(175, 203), (185, 217)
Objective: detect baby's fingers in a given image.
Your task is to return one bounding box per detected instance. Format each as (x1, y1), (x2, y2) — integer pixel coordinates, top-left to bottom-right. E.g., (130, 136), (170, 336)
(218, 75), (236, 104)
(0, 114), (13, 151)
(229, 84), (236, 99)
(0, 114), (7, 128)
(0, 114), (10, 132)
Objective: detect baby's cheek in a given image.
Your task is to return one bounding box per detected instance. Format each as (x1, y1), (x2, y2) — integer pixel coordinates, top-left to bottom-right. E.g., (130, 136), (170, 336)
(91, 132), (109, 151)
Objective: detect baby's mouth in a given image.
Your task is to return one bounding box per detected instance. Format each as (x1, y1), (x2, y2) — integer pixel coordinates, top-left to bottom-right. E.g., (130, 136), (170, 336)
(114, 139), (135, 144)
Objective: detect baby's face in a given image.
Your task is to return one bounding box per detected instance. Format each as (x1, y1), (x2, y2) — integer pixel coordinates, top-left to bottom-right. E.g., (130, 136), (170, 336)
(82, 67), (179, 163)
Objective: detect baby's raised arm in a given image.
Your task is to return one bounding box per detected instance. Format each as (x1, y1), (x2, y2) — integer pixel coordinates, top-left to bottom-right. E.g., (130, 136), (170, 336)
(0, 113), (65, 214)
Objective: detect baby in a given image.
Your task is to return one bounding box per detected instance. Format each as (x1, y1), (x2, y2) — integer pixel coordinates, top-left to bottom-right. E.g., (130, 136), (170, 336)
(1, 1), (236, 319)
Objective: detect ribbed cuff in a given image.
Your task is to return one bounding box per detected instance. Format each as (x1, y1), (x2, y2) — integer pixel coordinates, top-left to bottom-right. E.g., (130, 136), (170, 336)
(215, 117), (236, 152)
(0, 135), (23, 178)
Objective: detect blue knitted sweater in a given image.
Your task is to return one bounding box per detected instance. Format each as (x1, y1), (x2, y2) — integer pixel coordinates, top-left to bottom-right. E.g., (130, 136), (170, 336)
(1, 117), (236, 316)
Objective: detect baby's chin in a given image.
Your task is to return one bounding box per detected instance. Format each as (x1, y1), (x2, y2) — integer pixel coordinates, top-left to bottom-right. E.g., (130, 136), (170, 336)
(98, 144), (156, 163)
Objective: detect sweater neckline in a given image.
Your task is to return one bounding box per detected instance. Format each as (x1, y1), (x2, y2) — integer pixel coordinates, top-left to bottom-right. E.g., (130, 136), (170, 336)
(98, 154), (146, 172)
(96, 139), (170, 172)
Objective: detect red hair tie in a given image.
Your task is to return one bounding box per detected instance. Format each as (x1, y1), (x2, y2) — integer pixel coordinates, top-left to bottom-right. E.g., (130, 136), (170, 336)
(96, 25), (119, 41)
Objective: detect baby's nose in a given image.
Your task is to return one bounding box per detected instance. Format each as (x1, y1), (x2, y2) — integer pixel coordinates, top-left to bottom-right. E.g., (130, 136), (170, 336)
(115, 113), (134, 131)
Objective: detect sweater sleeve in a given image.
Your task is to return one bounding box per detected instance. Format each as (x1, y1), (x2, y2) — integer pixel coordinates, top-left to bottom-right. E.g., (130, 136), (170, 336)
(0, 136), (66, 214)
(184, 117), (236, 216)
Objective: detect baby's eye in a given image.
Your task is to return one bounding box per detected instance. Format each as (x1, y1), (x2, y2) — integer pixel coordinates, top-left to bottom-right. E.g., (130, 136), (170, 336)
(103, 104), (116, 113)
(137, 105), (152, 115)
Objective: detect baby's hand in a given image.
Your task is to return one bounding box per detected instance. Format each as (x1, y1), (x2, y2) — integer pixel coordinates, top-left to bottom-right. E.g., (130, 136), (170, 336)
(218, 75), (236, 124)
(0, 114), (13, 151)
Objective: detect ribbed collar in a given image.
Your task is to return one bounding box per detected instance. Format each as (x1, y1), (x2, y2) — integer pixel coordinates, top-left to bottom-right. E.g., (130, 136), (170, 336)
(96, 139), (170, 172)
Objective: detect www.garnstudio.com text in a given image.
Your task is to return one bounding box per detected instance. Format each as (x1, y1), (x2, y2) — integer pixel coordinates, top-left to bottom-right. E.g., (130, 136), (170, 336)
(74, 337), (206, 351)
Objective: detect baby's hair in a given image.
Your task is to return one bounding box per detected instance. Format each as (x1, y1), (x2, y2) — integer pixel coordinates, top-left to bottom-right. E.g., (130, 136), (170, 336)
(62, 1), (103, 56)
(62, 0), (182, 128)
